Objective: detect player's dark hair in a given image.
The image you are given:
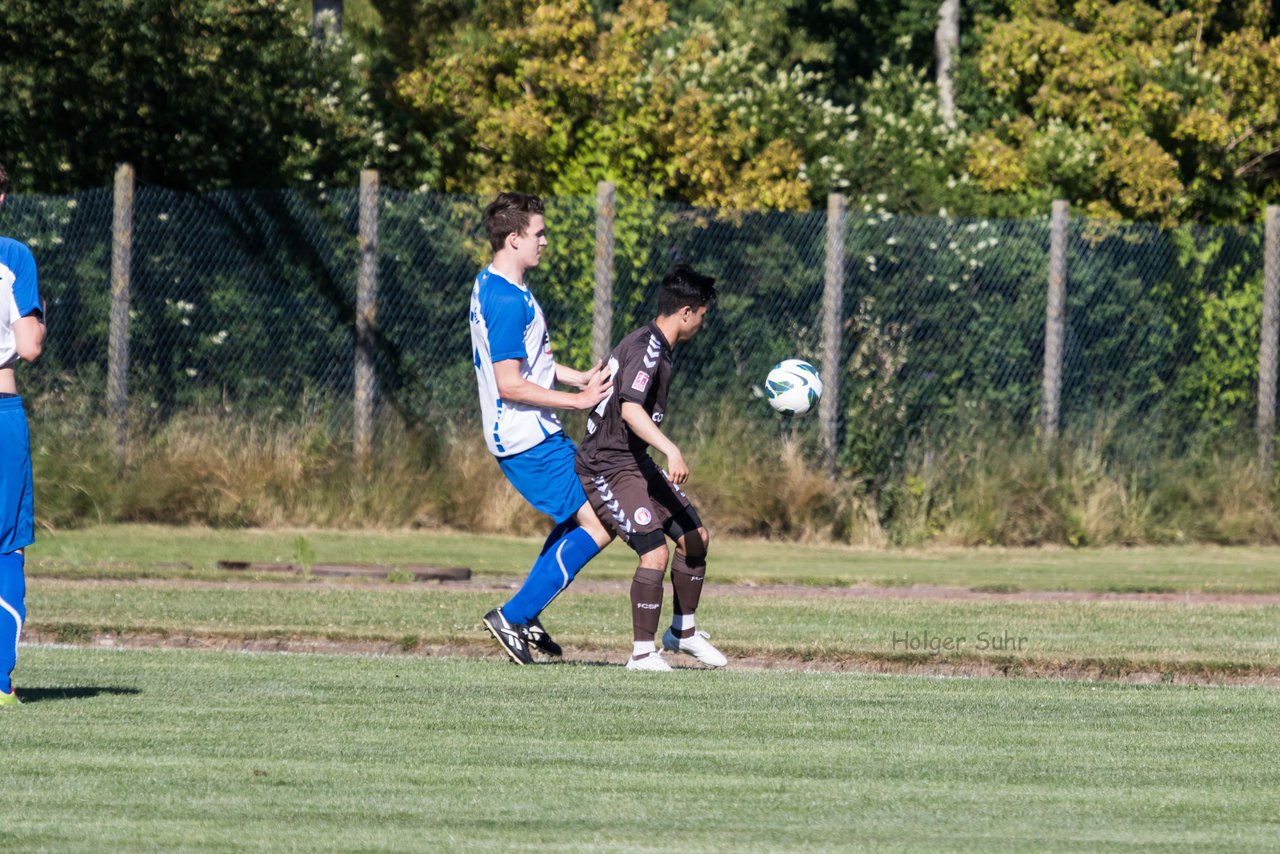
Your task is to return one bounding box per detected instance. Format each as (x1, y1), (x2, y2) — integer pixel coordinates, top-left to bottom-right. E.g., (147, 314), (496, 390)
(657, 264), (717, 316)
(484, 192), (544, 251)
(0, 163), (8, 196)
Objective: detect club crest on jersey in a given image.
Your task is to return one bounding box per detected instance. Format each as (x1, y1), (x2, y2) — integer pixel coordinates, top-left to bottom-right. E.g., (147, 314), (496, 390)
(631, 371), (650, 392)
(635, 507), (653, 526)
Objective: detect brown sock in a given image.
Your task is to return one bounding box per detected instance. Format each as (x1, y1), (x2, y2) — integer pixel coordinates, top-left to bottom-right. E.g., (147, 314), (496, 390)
(631, 567), (665, 641)
(670, 552), (706, 638)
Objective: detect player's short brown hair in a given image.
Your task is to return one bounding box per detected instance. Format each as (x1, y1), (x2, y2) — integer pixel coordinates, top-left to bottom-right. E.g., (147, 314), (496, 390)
(0, 163), (9, 196)
(658, 264), (717, 316)
(484, 192), (544, 251)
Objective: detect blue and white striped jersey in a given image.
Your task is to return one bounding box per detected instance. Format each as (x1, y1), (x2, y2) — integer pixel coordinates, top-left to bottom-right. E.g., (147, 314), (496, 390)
(469, 266), (562, 457)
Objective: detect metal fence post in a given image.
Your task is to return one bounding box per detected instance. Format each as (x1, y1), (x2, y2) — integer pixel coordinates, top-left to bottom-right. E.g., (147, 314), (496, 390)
(108, 163), (134, 469)
(1042, 200), (1069, 446)
(821, 193), (846, 475)
(592, 181), (616, 366)
(355, 168), (378, 469)
(1259, 205), (1280, 473)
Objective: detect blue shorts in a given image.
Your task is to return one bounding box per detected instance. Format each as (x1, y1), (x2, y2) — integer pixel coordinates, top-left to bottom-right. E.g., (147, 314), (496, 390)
(0, 397), (34, 554)
(497, 431), (588, 524)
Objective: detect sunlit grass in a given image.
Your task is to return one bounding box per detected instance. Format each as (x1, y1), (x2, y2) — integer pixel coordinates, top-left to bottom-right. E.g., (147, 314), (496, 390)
(22, 575), (1280, 675)
(7, 647), (1280, 851)
(29, 524), (1280, 593)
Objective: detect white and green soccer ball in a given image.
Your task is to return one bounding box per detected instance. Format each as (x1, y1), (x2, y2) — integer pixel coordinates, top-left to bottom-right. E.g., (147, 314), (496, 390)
(765, 359), (823, 416)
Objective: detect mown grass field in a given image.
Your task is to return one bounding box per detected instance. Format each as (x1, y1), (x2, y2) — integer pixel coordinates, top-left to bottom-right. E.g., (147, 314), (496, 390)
(9, 526), (1280, 849)
(7, 647), (1280, 851)
(30, 524), (1280, 592)
(24, 579), (1280, 677)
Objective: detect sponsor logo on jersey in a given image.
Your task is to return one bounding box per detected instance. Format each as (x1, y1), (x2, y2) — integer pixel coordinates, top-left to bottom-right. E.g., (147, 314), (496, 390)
(635, 507), (652, 526)
(631, 371), (650, 392)
(652, 412), (663, 423)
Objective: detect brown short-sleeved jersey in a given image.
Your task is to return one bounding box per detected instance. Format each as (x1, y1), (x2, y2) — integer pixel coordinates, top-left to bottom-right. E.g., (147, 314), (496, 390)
(575, 321), (673, 475)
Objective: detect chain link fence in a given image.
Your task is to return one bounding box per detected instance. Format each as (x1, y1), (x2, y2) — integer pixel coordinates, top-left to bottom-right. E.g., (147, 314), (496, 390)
(6, 182), (1276, 472)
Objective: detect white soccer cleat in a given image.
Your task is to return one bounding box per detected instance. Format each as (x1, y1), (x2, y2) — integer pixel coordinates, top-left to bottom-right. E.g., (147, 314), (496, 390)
(625, 651), (673, 672)
(662, 628), (727, 667)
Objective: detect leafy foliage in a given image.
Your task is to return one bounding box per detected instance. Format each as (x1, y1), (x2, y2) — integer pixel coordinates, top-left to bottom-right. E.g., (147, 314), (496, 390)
(0, 0), (384, 193)
(968, 0), (1280, 224)
(391, 0), (823, 209)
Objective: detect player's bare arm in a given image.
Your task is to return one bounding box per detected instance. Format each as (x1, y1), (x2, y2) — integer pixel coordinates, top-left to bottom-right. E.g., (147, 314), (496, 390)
(621, 401), (689, 483)
(0, 313), (43, 396)
(555, 359), (610, 390)
(494, 358), (611, 410)
(14, 309), (46, 362)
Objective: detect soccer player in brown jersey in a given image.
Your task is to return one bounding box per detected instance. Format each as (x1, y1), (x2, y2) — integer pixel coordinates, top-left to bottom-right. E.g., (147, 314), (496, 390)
(575, 264), (726, 671)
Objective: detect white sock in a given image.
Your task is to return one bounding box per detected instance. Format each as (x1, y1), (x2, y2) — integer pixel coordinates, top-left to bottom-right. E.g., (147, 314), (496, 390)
(632, 640), (656, 658)
(671, 613), (695, 634)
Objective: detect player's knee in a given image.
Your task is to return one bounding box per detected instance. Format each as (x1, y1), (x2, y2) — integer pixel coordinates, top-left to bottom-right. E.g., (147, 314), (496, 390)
(680, 526), (709, 558)
(636, 539), (669, 570)
(575, 503), (614, 548)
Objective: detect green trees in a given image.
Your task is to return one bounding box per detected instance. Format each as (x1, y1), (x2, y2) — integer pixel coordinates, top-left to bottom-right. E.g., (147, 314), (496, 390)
(391, 0), (815, 208)
(968, 0), (1280, 224)
(4, 0), (1274, 226)
(0, 0), (383, 192)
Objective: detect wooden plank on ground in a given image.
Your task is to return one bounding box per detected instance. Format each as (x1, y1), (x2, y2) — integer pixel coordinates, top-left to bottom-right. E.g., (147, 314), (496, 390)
(216, 560), (470, 582)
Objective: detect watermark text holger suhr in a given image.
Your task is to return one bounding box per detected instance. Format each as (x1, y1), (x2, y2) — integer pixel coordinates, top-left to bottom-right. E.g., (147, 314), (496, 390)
(891, 630), (1029, 654)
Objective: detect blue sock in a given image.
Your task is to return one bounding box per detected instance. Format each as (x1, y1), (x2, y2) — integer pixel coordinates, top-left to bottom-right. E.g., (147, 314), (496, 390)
(538, 517), (579, 557)
(502, 526), (601, 625)
(0, 552), (26, 694)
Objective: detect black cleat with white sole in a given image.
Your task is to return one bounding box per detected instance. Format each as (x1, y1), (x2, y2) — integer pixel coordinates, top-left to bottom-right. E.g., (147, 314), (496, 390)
(483, 608), (533, 665)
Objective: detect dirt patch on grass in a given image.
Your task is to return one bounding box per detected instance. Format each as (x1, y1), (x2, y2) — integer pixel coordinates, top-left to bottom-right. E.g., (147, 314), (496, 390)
(697, 581), (1280, 606)
(24, 575), (1280, 686)
(23, 628), (1280, 687)
(31, 572), (1280, 605)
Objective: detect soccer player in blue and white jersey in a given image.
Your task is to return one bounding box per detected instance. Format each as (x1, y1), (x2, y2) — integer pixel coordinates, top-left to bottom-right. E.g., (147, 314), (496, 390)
(470, 192), (613, 664)
(0, 163), (47, 706)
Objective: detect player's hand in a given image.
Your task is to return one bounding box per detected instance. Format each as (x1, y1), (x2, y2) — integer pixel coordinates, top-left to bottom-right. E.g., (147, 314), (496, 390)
(666, 449), (689, 484)
(577, 362), (612, 409)
(582, 359), (610, 388)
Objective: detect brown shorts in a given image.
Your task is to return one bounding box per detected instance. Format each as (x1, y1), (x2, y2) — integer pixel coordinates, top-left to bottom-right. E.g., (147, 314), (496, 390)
(578, 457), (703, 556)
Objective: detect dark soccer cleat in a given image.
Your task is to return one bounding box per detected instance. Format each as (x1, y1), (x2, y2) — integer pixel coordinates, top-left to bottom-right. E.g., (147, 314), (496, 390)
(483, 608), (533, 665)
(526, 617), (563, 657)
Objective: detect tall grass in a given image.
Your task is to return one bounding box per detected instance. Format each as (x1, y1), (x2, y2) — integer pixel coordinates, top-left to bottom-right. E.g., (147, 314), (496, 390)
(27, 401), (1280, 546)
(875, 420), (1279, 546)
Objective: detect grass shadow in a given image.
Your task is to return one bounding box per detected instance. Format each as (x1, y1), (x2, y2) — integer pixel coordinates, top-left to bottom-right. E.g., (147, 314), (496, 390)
(17, 686), (142, 703)
(547, 658), (617, 668)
